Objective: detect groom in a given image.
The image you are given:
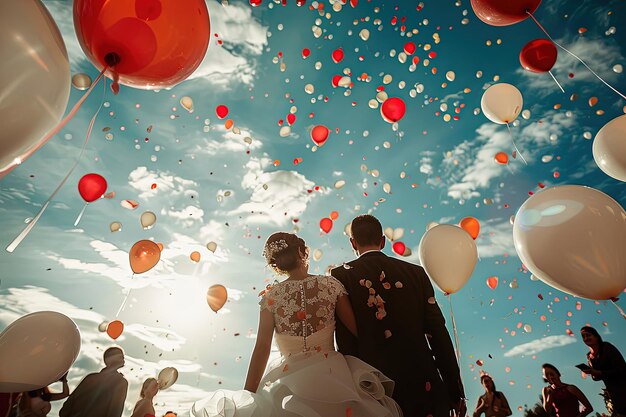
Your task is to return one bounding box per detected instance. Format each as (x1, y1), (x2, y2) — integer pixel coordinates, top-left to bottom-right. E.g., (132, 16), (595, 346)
(331, 214), (466, 417)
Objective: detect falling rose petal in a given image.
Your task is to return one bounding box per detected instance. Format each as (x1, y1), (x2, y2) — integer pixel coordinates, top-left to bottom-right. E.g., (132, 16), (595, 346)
(121, 200), (139, 210)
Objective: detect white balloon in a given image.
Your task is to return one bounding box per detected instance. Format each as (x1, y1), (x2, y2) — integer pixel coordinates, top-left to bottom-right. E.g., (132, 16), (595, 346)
(481, 83), (523, 124)
(392, 228), (404, 241)
(157, 367), (178, 390)
(593, 114), (626, 182)
(384, 227), (394, 241)
(513, 185), (626, 300)
(207, 241), (218, 253)
(419, 224), (478, 294)
(0, 311), (80, 392)
(110, 222), (122, 233)
(140, 211), (157, 230)
(313, 249), (323, 261)
(97, 321), (109, 332)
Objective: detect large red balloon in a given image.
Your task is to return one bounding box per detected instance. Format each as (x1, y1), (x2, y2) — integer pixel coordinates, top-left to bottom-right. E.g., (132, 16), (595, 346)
(73, 0), (210, 89)
(78, 173), (107, 203)
(519, 39), (557, 73)
(381, 97), (406, 123)
(470, 0), (541, 26)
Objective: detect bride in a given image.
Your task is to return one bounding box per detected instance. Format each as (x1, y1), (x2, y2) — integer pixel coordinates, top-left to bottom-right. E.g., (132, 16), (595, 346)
(191, 232), (402, 417)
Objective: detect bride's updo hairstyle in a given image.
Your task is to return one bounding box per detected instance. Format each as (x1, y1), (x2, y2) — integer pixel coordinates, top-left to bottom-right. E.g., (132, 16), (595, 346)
(263, 232), (308, 274)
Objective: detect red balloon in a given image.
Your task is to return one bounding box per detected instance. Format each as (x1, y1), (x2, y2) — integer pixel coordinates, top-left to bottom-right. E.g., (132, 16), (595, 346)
(331, 75), (342, 87)
(470, 0), (541, 26)
(486, 276), (499, 290)
(494, 152), (509, 165)
(320, 217), (333, 234)
(519, 39), (557, 73)
(286, 114), (296, 125)
(311, 125), (330, 146)
(302, 48), (310, 59)
(332, 48), (344, 63)
(392, 241), (406, 256)
(106, 320), (124, 340)
(381, 97), (406, 123)
(78, 173), (107, 203)
(216, 105), (229, 119)
(73, 0), (210, 89)
(403, 42), (416, 55)
(250, 0), (262, 6)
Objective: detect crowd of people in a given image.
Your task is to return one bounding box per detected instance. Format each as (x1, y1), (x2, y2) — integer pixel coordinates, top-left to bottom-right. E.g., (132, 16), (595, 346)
(0, 215), (624, 417)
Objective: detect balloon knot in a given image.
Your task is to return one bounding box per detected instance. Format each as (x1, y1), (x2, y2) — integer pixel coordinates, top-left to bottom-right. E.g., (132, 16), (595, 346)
(104, 52), (121, 67)
(610, 297), (620, 302)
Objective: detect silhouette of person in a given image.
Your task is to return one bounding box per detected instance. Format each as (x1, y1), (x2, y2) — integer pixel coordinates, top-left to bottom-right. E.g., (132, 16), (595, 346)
(130, 378), (158, 417)
(59, 347), (128, 417)
(332, 214), (466, 417)
(473, 374), (511, 417)
(17, 373), (69, 416)
(0, 392), (20, 417)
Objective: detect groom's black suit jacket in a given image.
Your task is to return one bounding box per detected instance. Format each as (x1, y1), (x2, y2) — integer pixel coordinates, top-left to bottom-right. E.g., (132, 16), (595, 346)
(331, 251), (464, 417)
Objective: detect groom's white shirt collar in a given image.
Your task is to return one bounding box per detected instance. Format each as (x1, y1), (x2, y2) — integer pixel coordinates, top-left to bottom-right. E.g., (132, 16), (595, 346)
(358, 249), (382, 258)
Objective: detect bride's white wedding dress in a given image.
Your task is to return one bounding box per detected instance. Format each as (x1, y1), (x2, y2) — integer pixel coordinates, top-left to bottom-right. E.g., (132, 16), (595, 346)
(191, 275), (402, 417)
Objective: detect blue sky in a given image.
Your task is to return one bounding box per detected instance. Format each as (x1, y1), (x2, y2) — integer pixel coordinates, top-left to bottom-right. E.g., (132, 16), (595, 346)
(1, 0), (625, 415)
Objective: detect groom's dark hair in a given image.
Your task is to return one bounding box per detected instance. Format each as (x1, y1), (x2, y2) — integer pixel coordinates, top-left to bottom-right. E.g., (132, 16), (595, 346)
(351, 215), (383, 246)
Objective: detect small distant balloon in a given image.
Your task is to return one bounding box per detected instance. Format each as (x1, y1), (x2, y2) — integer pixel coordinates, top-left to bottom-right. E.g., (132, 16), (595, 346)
(71, 73), (92, 90)
(311, 125), (330, 146)
(180, 96), (194, 112)
(381, 97), (406, 123)
(320, 217), (333, 234)
(207, 241), (218, 253)
(313, 249), (323, 261)
(106, 320), (124, 340)
(207, 284), (228, 312)
(331, 48), (344, 63)
(494, 152), (509, 165)
(460, 217), (480, 239)
(78, 173), (107, 203)
(392, 241), (406, 256)
(486, 276), (499, 290)
(190, 251), (201, 263)
(98, 321), (109, 332)
(110, 222), (122, 232)
(129, 240), (161, 274)
(157, 367), (179, 390)
(140, 211), (157, 230)
(216, 105), (229, 119)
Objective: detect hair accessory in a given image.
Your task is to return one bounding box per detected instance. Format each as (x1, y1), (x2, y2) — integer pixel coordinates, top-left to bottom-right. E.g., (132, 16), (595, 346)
(263, 239), (289, 260)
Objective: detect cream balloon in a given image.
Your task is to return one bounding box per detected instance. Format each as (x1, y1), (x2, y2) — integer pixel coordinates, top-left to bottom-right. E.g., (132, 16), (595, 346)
(206, 241), (218, 253)
(419, 224), (478, 294)
(383, 227), (394, 241)
(71, 73), (92, 90)
(0, 0), (70, 177)
(392, 228), (404, 241)
(480, 83), (523, 124)
(97, 321), (109, 332)
(140, 211), (157, 230)
(110, 222), (122, 232)
(313, 249), (323, 261)
(157, 367), (179, 390)
(0, 311), (80, 392)
(513, 185), (626, 300)
(593, 114), (626, 182)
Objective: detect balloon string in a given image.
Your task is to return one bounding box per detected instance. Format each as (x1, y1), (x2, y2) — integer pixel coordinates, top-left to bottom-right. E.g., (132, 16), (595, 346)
(116, 285), (133, 318)
(611, 300), (626, 320)
(447, 294), (461, 366)
(6, 69), (107, 253)
(73, 202), (89, 227)
(526, 11), (626, 101)
(548, 70), (565, 93)
(506, 123), (527, 166)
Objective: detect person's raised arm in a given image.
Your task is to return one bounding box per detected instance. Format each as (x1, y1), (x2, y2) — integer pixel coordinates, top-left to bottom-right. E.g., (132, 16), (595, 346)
(336, 295), (358, 337)
(244, 308), (274, 393)
(48, 374), (70, 401)
(472, 397), (485, 417)
(542, 386), (554, 415)
(568, 385), (593, 417)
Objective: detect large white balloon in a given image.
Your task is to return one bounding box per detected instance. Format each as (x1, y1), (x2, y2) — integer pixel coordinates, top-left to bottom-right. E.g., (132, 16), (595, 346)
(0, 311), (81, 392)
(0, 0), (70, 177)
(513, 185), (626, 300)
(419, 224), (478, 294)
(481, 83), (523, 124)
(593, 114), (626, 182)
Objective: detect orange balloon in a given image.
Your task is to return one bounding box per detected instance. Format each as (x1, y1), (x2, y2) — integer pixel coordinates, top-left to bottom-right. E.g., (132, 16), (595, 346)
(106, 320), (124, 340)
(190, 251), (201, 263)
(207, 284), (228, 313)
(460, 217), (480, 240)
(494, 152), (509, 165)
(224, 119), (234, 130)
(486, 276), (499, 290)
(330, 211), (339, 220)
(156, 242), (164, 251)
(129, 240), (161, 274)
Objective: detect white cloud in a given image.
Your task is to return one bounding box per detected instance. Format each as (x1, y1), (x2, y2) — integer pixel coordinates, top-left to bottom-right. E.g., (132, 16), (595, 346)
(187, 2), (268, 87)
(504, 335), (576, 357)
(190, 125), (263, 156)
(227, 157), (324, 226)
(445, 111), (576, 201)
(161, 205), (205, 225)
(476, 219), (516, 259)
(128, 167), (199, 200)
